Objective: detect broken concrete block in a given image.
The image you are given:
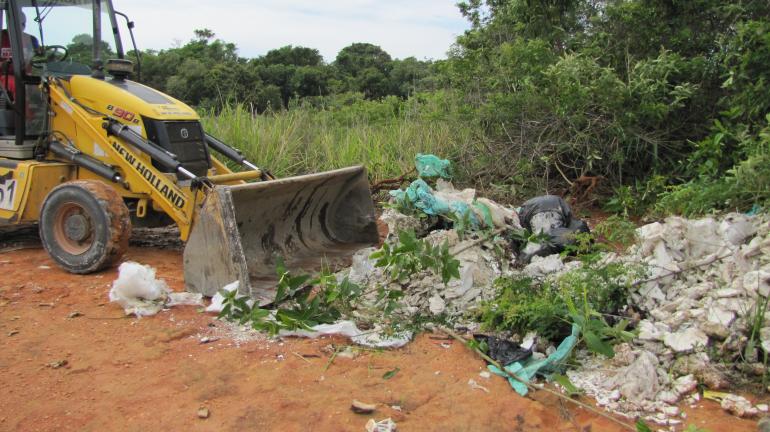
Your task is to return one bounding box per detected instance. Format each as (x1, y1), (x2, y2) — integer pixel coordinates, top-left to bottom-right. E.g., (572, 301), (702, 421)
(523, 254), (564, 278)
(615, 351), (660, 404)
(720, 394), (759, 418)
(428, 295), (446, 315)
(663, 327), (708, 353)
(706, 306), (736, 327)
(673, 374), (698, 396)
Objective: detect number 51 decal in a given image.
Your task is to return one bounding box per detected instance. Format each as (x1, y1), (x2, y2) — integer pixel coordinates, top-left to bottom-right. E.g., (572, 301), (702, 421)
(0, 176), (17, 210)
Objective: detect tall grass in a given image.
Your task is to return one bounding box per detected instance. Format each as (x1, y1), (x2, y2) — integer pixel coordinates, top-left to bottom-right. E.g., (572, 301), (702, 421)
(200, 93), (482, 182)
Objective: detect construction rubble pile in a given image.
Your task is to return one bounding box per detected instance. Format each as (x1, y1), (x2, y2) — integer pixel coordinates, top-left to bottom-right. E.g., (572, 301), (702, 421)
(109, 154), (770, 426)
(567, 212), (770, 426)
(334, 155), (770, 424)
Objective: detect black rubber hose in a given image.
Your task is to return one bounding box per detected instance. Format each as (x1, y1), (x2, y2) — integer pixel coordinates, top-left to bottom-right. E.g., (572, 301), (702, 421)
(49, 141), (121, 182)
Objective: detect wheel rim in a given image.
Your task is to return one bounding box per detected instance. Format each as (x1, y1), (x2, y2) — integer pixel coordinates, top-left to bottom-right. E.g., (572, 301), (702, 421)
(52, 202), (94, 255)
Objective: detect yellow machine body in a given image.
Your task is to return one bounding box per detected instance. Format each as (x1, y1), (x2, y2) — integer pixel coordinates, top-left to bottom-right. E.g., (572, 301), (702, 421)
(1, 74), (378, 299)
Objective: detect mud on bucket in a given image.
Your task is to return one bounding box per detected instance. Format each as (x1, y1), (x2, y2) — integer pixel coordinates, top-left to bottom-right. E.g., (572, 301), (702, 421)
(183, 166), (379, 303)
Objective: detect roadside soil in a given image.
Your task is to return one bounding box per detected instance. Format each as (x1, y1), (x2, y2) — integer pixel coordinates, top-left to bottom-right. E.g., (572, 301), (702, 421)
(0, 245), (762, 432)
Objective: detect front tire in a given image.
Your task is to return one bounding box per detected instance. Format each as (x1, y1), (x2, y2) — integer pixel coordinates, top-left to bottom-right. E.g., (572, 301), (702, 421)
(39, 180), (131, 274)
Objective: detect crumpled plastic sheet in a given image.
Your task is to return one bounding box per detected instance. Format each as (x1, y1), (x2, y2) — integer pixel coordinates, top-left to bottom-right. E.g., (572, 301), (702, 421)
(415, 153), (452, 179)
(205, 281), (255, 313)
(280, 320), (413, 348)
(489, 324), (580, 396)
(390, 179), (481, 228)
(109, 261), (171, 317)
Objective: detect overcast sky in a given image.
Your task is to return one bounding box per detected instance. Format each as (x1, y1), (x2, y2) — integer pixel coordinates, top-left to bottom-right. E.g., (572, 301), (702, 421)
(111, 0), (470, 61)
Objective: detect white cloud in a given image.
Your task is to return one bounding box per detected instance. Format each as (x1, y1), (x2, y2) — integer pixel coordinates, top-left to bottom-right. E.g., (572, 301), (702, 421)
(112, 0), (469, 61)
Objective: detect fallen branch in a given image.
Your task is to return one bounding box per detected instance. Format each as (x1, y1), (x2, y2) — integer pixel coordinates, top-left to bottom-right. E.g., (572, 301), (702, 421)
(370, 168), (416, 193)
(631, 251), (734, 288)
(437, 326), (637, 431)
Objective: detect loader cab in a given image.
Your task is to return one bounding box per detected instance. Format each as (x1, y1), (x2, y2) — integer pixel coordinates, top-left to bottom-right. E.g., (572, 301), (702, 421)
(0, 0), (132, 158)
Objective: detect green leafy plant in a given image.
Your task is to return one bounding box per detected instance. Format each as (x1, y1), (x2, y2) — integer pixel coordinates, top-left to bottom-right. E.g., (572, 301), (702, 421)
(217, 259), (362, 335)
(369, 229), (461, 285)
(594, 215), (638, 249)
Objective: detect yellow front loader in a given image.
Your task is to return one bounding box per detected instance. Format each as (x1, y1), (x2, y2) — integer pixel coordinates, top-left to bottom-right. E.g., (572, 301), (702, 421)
(0, 0), (378, 302)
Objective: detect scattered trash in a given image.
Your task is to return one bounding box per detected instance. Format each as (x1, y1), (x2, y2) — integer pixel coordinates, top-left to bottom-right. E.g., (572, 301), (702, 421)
(279, 320), (412, 349)
(7, 330), (18, 337)
(479, 371), (491, 379)
(473, 335), (532, 366)
(196, 407), (210, 419)
(167, 292), (204, 307)
(205, 281), (246, 313)
(415, 153), (452, 180)
(364, 417), (397, 432)
(67, 311), (83, 319)
(109, 262), (170, 317)
(47, 359), (68, 369)
(199, 337), (219, 344)
(382, 368), (400, 380)
(351, 399), (377, 414)
(517, 195), (589, 263)
(467, 378), (490, 393)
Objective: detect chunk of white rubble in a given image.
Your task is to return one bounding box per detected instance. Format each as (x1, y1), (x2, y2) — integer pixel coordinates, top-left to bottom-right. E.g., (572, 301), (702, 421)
(663, 327), (708, 353)
(166, 292), (204, 307)
(742, 270), (770, 297)
(379, 207), (422, 237)
(673, 374), (697, 396)
(706, 306), (736, 326)
(656, 390), (679, 405)
(428, 295), (446, 315)
(719, 213), (756, 246)
(615, 351), (660, 404)
(109, 261), (170, 317)
(720, 394), (759, 418)
(348, 247), (378, 285)
(760, 327), (770, 353)
(686, 218), (724, 259)
(523, 254), (564, 278)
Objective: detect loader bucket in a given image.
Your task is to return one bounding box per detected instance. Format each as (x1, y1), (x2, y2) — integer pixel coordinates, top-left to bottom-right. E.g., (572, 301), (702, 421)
(183, 165), (379, 303)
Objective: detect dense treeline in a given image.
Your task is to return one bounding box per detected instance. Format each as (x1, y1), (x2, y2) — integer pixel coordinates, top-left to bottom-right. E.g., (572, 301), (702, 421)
(71, 1), (770, 213)
(444, 0), (770, 214)
(107, 29), (437, 111)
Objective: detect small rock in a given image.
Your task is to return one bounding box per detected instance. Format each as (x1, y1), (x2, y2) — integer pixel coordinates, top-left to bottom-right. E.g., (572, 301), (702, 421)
(657, 391), (679, 405)
(47, 359), (68, 369)
(67, 311), (83, 319)
(721, 394), (759, 418)
(351, 399), (377, 414)
(663, 327), (708, 353)
(199, 336), (219, 344)
(700, 321), (730, 340)
(757, 404), (769, 413)
(660, 405), (680, 417)
(615, 351), (660, 404)
(673, 374), (698, 396)
(428, 295), (446, 315)
(7, 330), (18, 337)
(196, 407), (210, 419)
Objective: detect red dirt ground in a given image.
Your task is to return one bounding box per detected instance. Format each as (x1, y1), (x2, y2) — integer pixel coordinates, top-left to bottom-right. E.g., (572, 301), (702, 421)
(0, 246), (762, 431)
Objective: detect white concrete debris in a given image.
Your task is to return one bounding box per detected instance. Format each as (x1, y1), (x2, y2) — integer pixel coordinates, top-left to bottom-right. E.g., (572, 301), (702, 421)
(109, 261), (171, 316)
(663, 327), (708, 353)
(568, 212), (770, 422)
(720, 394), (759, 418)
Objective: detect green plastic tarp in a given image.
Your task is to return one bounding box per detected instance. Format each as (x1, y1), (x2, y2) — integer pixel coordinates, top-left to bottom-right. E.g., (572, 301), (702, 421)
(488, 324), (581, 396)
